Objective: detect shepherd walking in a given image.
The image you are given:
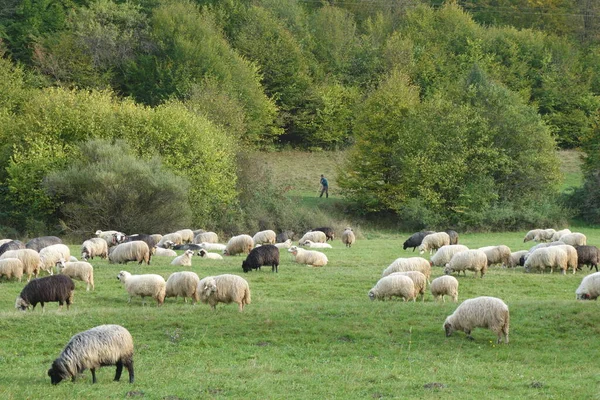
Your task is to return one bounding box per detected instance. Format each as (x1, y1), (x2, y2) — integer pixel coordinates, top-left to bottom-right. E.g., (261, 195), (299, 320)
(319, 174), (329, 198)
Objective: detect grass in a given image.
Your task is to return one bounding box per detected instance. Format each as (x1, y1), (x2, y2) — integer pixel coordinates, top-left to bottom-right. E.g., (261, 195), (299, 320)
(558, 149), (584, 191)
(2, 228), (600, 399)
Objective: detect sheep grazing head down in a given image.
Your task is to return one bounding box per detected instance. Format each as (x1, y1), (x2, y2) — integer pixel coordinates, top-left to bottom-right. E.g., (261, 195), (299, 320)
(368, 290), (375, 301)
(444, 322), (455, 337)
(15, 296), (29, 311)
(48, 361), (68, 385)
(199, 278), (217, 297)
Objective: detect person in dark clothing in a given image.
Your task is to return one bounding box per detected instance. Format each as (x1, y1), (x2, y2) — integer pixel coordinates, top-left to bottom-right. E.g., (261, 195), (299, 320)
(319, 174), (329, 198)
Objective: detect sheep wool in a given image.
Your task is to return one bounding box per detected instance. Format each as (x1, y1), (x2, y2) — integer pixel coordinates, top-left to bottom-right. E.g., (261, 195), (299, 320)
(166, 271), (200, 303)
(368, 275), (416, 302)
(154, 247), (177, 257)
(39, 244), (71, 275)
(559, 232), (587, 247)
(117, 271), (166, 306)
(48, 324), (134, 385)
(523, 229), (544, 243)
(0, 258), (24, 282)
(58, 261), (95, 291)
(301, 240), (332, 249)
(109, 241), (151, 265)
(288, 246), (328, 267)
(341, 228), (356, 248)
(95, 230), (125, 247)
(418, 232), (450, 255)
(575, 245), (600, 272)
(171, 250), (194, 266)
(26, 236), (63, 252)
(403, 231), (435, 252)
(176, 229), (195, 244)
(312, 227), (335, 241)
(388, 271), (427, 302)
(193, 232), (219, 244)
(443, 296), (509, 344)
(382, 257), (431, 281)
(252, 230), (277, 245)
(81, 238), (109, 261)
(553, 244), (578, 274)
(576, 272), (600, 300)
(197, 274), (251, 312)
(298, 231), (327, 245)
(0, 240), (25, 255)
(551, 229), (571, 242)
(429, 245), (469, 267)
(533, 228), (556, 242)
(443, 250), (488, 278)
(274, 239), (292, 249)
(15, 274), (75, 312)
(198, 242), (227, 252)
(430, 275), (459, 303)
(197, 249), (224, 260)
(477, 245), (511, 268)
(223, 235), (254, 256)
(157, 232), (184, 248)
(524, 247), (568, 274)
(508, 250), (529, 268)
(0, 249), (41, 281)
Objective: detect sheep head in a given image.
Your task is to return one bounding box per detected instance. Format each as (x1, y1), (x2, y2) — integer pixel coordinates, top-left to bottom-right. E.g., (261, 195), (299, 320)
(117, 271), (130, 283)
(444, 322), (454, 337)
(15, 296), (30, 311)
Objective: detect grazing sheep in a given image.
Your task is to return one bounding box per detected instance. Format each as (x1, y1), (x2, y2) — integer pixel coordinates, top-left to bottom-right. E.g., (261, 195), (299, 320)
(430, 275), (459, 303)
(157, 232), (184, 248)
(15, 274), (75, 312)
(419, 232), (450, 255)
(508, 250), (529, 268)
(0, 258), (24, 282)
(288, 246), (328, 267)
(0, 249), (41, 281)
(443, 250), (488, 278)
(368, 275), (416, 302)
(171, 250), (194, 266)
(123, 234), (158, 251)
(551, 229), (572, 242)
(402, 231), (435, 252)
(274, 239), (292, 249)
(429, 245), (469, 267)
(554, 244), (578, 274)
(197, 274), (251, 312)
(478, 245), (511, 267)
(193, 231), (219, 244)
(0, 240), (25, 255)
(154, 247), (177, 257)
(382, 257), (431, 282)
(388, 271), (427, 302)
(117, 271), (166, 306)
(576, 272), (600, 300)
(198, 242), (227, 252)
(533, 228), (556, 242)
(252, 230), (277, 245)
(524, 247), (568, 274)
(175, 229), (195, 244)
(445, 230), (459, 245)
(298, 231), (327, 245)
(166, 271), (200, 303)
(109, 241), (151, 265)
(95, 230), (125, 247)
(341, 228), (356, 248)
(81, 238), (109, 261)
(26, 236), (63, 252)
(443, 296), (509, 343)
(47, 324), (134, 385)
(575, 245), (600, 272)
(39, 244), (71, 275)
(242, 245), (279, 273)
(301, 240), (332, 249)
(58, 261), (95, 291)
(276, 230), (295, 243)
(523, 229), (544, 243)
(197, 249), (224, 260)
(223, 234), (254, 256)
(559, 232), (587, 247)
(312, 227), (335, 241)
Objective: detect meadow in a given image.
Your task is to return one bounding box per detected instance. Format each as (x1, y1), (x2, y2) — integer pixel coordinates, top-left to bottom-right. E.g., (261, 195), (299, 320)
(1, 228), (600, 399)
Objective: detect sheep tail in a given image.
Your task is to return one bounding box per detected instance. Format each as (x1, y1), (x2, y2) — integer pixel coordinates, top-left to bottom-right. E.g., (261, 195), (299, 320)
(243, 287), (251, 306)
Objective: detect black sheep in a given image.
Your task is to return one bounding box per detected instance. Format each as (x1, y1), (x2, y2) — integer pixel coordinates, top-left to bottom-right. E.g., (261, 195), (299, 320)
(312, 227), (335, 241)
(242, 245), (279, 273)
(123, 234), (157, 251)
(445, 230), (459, 245)
(0, 240), (25, 256)
(26, 236), (63, 252)
(576, 245), (600, 272)
(173, 243), (203, 251)
(402, 231), (435, 251)
(15, 275), (75, 312)
(276, 230), (295, 243)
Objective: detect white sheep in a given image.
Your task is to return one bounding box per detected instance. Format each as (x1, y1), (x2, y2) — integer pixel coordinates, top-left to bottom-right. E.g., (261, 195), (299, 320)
(0, 258), (24, 282)
(478, 245), (511, 267)
(198, 242), (227, 251)
(443, 296), (509, 344)
(95, 230), (125, 247)
(108, 241), (151, 265)
(524, 247), (568, 274)
(154, 247), (177, 257)
(508, 250), (529, 268)
(300, 240), (332, 249)
(382, 257), (431, 282)
(223, 234), (254, 256)
(0, 238), (13, 246)
(533, 228), (556, 242)
(150, 234), (163, 244)
(157, 232), (183, 248)
(58, 261), (95, 291)
(559, 232), (587, 247)
(429, 245), (469, 267)
(418, 232), (450, 254)
(388, 271), (427, 302)
(197, 274), (251, 312)
(551, 229), (571, 242)
(288, 246), (328, 267)
(298, 231), (327, 245)
(274, 239), (292, 249)
(117, 271), (166, 306)
(554, 244), (578, 274)
(81, 238), (108, 260)
(341, 228), (356, 248)
(47, 324), (134, 384)
(443, 250), (488, 278)
(0, 249), (41, 281)
(523, 229), (543, 242)
(171, 250), (194, 266)
(252, 230), (277, 245)
(166, 271), (200, 303)
(193, 232), (219, 244)
(576, 271), (600, 300)
(430, 275), (459, 303)
(39, 244), (71, 275)
(175, 229), (195, 244)
(197, 249), (223, 260)
(368, 275), (416, 302)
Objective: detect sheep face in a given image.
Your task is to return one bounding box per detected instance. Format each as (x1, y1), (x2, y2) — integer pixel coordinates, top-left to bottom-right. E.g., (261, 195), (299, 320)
(117, 271), (130, 283)
(200, 280), (216, 297)
(15, 296), (29, 311)
(48, 361), (68, 385)
(368, 290), (375, 300)
(443, 265), (453, 275)
(198, 249), (206, 257)
(185, 250), (194, 258)
(444, 322), (455, 337)
(288, 246), (299, 255)
(577, 293), (592, 300)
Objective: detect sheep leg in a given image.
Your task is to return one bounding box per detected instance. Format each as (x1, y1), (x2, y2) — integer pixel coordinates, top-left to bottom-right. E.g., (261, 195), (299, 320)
(114, 361), (123, 381)
(464, 330), (474, 340)
(125, 359), (134, 383)
(91, 368), (97, 384)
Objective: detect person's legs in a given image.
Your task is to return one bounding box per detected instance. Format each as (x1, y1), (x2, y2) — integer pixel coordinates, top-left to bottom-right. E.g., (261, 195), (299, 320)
(325, 187), (329, 198)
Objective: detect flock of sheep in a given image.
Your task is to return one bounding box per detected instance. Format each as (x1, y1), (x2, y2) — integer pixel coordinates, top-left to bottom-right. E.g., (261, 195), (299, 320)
(1, 225), (598, 384)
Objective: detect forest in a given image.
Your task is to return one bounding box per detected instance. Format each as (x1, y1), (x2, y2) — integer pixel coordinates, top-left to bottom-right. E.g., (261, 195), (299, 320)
(0, 0), (599, 236)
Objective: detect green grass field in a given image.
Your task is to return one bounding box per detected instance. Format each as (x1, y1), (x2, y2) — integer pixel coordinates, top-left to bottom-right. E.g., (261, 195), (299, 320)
(1, 228), (600, 399)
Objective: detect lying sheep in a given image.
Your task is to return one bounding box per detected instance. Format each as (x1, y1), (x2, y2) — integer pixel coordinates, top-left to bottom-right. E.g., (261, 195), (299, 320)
(223, 234), (254, 256)
(0, 238), (13, 246)
(443, 296), (509, 344)
(0, 249), (41, 281)
(382, 257), (431, 282)
(524, 247), (568, 274)
(154, 247), (177, 257)
(117, 271), (166, 306)
(39, 244), (71, 275)
(0, 258), (24, 282)
(109, 241), (151, 265)
(81, 238), (108, 261)
(173, 243), (203, 251)
(341, 228), (356, 248)
(171, 250), (194, 266)
(252, 230), (277, 245)
(301, 240), (332, 249)
(445, 230), (459, 245)
(276, 230), (295, 243)
(575, 245), (600, 272)
(576, 272), (600, 300)
(175, 229), (195, 244)
(0, 240), (25, 255)
(166, 271), (200, 303)
(533, 228), (556, 242)
(312, 227), (335, 241)
(58, 261), (95, 291)
(559, 232), (587, 247)
(368, 275), (416, 302)
(508, 250), (529, 268)
(15, 274), (75, 312)
(478, 245), (511, 267)
(193, 232), (219, 244)
(388, 271), (427, 302)
(242, 245), (279, 273)
(443, 250), (488, 278)
(288, 246), (328, 267)
(429, 245), (469, 267)
(298, 231), (327, 245)
(197, 249), (224, 260)
(419, 232), (450, 255)
(48, 324), (134, 384)
(26, 236), (62, 252)
(197, 274), (251, 312)
(274, 239), (292, 249)
(430, 275), (459, 303)
(403, 231), (435, 252)
(157, 232), (183, 248)
(198, 242), (227, 252)
(523, 229), (544, 243)
(95, 230), (125, 247)
(551, 229), (571, 242)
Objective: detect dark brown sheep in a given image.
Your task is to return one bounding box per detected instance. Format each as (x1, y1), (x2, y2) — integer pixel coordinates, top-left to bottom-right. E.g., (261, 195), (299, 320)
(15, 274), (75, 312)
(242, 245), (280, 273)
